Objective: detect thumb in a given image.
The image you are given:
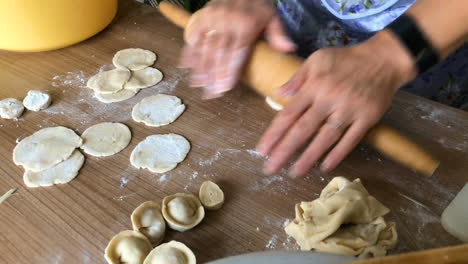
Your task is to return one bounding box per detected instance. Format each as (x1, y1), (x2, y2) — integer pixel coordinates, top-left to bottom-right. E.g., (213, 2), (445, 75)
(265, 17), (296, 52)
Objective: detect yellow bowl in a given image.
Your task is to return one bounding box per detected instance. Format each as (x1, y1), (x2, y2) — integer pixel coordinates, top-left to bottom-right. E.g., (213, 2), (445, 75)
(0, 0), (118, 52)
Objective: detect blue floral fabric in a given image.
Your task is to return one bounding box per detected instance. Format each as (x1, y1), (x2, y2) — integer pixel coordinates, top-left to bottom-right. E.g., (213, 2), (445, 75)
(276, 0), (468, 110)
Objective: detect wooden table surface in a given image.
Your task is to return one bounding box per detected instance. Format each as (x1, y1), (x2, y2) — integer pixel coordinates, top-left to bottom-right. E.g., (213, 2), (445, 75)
(1, 1), (467, 263)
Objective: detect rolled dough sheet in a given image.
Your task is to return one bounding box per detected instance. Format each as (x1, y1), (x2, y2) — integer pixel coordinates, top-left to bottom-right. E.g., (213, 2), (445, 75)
(94, 88), (139, 104)
(80, 122), (131, 157)
(87, 68), (131, 94)
(124, 67), (163, 90)
(113, 48), (157, 71)
(132, 94), (186, 127)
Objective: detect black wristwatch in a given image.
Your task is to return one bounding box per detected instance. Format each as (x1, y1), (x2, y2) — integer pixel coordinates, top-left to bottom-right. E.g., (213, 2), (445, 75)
(386, 14), (439, 73)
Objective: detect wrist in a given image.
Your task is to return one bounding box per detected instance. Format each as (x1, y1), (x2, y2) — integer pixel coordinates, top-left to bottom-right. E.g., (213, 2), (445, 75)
(366, 29), (418, 90)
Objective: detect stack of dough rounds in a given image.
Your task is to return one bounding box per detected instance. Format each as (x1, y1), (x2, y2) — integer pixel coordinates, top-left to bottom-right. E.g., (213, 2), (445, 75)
(22, 90), (52, 112)
(87, 48), (163, 103)
(13, 126), (85, 187)
(131, 201), (166, 245)
(198, 181), (224, 210)
(80, 122), (132, 157)
(144, 241), (196, 264)
(132, 94), (186, 127)
(284, 177), (398, 258)
(0, 98), (24, 119)
(130, 134), (190, 173)
(162, 193), (205, 232)
(105, 230), (153, 264)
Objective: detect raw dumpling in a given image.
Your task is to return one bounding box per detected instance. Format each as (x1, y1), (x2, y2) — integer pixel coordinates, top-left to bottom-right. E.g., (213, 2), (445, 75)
(105, 230), (153, 264)
(131, 201), (166, 245)
(124, 67), (163, 90)
(87, 68), (131, 94)
(0, 98), (24, 119)
(198, 181), (224, 210)
(23, 150), (85, 187)
(130, 134), (190, 173)
(80, 122), (131, 157)
(13, 126), (82, 172)
(23, 90), (51, 111)
(162, 193), (205, 232)
(113, 48), (157, 71)
(143, 240), (196, 264)
(131, 94), (185, 127)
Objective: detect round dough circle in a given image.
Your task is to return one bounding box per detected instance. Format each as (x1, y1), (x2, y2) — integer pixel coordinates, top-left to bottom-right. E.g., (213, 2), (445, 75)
(80, 122), (131, 157)
(265, 97), (284, 111)
(113, 48), (157, 71)
(130, 134), (190, 173)
(22, 90), (51, 111)
(125, 67), (163, 90)
(132, 94), (186, 127)
(143, 240), (196, 264)
(199, 181), (225, 210)
(87, 68), (131, 94)
(0, 98), (24, 119)
(105, 230), (153, 264)
(131, 201), (166, 245)
(95, 89), (139, 104)
(23, 150), (85, 188)
(162, 193), (205, 232)
(13, 126), (83, 172)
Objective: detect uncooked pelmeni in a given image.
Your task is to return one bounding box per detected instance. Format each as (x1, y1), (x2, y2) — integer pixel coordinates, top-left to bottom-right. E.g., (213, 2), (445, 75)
(113, 48), (157, 71)
(22, 90), (51, 111)
(162, 193), (205, 232)
(125, 67), (163, 90)
(131, 201), (166, 245)
(105, 230), (153, 264)
(80, 122), (131, 157)
(87, 68), (131, 94)
(94, 89), (139, 104)
(143, 240), (196, 264)
(130, 134), (190, 173)
(23, 150), (85, 188)
(13, 126), (82, 172)
(198, 181), (224, 210)
(132, 94), (185, 127)
(265, 97), (284, 111)
(0, 98), (24, 119)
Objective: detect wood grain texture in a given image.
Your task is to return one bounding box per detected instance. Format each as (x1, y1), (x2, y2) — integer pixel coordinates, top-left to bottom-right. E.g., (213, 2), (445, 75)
(0, 1), (467, 263)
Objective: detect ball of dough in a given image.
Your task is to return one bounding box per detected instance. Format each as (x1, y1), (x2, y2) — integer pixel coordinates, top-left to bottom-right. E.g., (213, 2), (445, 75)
(198, 181), (224, 210)
(131, 94), (185, 127)
(124, 67), (163, 90)
(113, 48), (157, 71)
(162, 193), (205, 232)
(131, 201), (166, 245)
(22, 90), (51, 111)
(80, 122), (131, 157)
(0, 98), (24, 119)
(143, 241), (196, 264)
(87, 68), (131, 94)
(105, 230), (152, 264)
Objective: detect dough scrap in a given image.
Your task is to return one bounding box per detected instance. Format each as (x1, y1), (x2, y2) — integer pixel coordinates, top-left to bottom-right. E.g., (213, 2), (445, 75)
(87, 68), (131, 94)
(265, 97), (284, 111)
(162, 193), (205, 232)
(23, 150), (85, 188)
(125, 67), (163, 90)
(80, 122), (131, 157)
(22, 90), (51, 111)
(130, 134), (190, 173)
(0, 98), (24, 119)
(113, 48), (157, 71)
(94, 89), (139, 104)
(284, 177), (397, 258)
(131, 201), (166, 245)
(199, 181), (224, 210)
(0, 188), (17, 204)
(143, 240), (196, 264)
(132, 94), (185, 127)
(105, 230), (153, 264)
(13, 126), (83, 172)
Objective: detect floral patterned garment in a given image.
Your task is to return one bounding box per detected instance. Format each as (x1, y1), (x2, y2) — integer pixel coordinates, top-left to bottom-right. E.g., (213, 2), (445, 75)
(276, 0), (468, 110)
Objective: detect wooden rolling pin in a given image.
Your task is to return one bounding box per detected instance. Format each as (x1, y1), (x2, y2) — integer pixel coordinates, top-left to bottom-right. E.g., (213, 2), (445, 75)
(158, 2), (439, 175)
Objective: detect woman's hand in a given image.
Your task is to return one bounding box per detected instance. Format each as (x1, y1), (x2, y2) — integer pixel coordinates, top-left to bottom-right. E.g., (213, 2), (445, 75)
(179, 0), (296, 99)
(256, 30), (418, 177)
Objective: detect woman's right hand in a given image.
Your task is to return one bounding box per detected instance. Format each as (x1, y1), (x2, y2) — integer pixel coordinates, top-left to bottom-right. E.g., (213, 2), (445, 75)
(179, 0), (296, 99)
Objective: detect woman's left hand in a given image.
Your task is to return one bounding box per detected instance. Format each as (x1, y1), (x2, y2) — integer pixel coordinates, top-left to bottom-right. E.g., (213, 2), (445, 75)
(256, 30), (418, 177)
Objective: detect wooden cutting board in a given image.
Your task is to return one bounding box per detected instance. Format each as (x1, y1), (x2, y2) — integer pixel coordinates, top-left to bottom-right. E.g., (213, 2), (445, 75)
(0, 0), (467, 263)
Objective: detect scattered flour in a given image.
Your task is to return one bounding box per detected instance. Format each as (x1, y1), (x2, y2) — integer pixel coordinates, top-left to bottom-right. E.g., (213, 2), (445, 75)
(120, 177), (129, 188)
(159, 174), (169, 183)
(52, 71), (87, 88)
(265, 234), (279, 249)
